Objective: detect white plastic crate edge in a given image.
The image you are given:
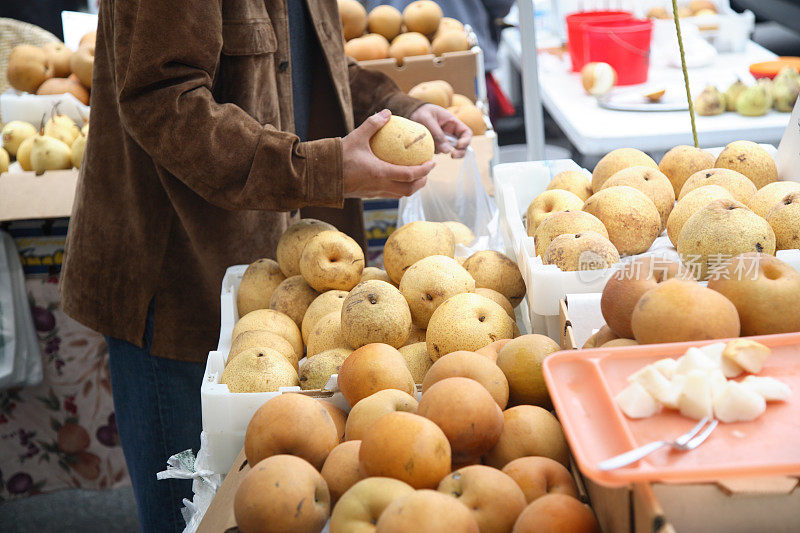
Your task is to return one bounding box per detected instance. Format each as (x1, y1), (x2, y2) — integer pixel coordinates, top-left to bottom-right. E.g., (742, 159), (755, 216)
(565, 241), (800, 346)
(495, 160), (613, 319)
(217, 264), (245, 354)
(203, 265), (352, 474)
(204, 249), (536, 474)
(494, 146), (782, 340)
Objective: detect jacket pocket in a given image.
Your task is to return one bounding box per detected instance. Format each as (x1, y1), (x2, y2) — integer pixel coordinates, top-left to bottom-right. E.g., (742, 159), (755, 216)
(221, 20), (277, 56)
(215, 19), (281, 126)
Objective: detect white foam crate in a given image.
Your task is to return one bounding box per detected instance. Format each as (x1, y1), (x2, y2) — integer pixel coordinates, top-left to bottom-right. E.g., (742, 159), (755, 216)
(202, 265), (350, 474)
(204, 257), (533, 475)
(494, 145), (800, 342)
(1, 90), (89, 125)
(495, 159), (625, 340)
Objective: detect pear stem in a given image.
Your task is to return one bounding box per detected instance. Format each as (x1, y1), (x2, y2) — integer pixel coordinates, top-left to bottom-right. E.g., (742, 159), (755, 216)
(672, 0), (699, 147)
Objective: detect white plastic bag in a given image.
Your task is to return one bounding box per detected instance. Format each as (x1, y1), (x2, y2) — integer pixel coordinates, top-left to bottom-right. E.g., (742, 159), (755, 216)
(0, 231), (43, 391)
(156, 433), (223, 533)
(777, 96), (800, 183)
(398, 147), (504, 256)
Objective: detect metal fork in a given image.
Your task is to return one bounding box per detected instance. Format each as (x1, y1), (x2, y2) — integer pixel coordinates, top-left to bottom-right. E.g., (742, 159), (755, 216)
(598, 417), (719, 471)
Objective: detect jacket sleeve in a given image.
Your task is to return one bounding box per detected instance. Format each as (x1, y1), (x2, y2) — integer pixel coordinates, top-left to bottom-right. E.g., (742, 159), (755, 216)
(112, 0), (342, 212)
(347, 57), (426, 126)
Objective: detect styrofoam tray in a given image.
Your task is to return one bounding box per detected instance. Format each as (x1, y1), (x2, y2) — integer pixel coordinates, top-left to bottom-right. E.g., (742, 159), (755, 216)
(1, 90), (89, 126)
(204, 266), (345, 474)
(495, 146), (788, 341)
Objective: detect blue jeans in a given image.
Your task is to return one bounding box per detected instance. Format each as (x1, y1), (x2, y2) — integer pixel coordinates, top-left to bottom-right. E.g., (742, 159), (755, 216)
(106, 304), (206, 533)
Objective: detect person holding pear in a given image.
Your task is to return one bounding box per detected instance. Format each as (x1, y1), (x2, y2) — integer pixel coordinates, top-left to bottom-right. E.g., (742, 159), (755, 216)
(60, 0), (471, 530)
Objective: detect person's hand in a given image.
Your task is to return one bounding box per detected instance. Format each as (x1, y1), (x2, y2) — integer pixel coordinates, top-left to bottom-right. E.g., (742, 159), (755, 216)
(342, 109), (435, 199)
(410, 103), (472, 158)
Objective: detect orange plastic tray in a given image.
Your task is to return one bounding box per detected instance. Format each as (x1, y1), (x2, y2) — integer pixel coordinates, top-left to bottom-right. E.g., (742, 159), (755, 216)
(543, 333), (800, 487)
(749, 57), (800, 79)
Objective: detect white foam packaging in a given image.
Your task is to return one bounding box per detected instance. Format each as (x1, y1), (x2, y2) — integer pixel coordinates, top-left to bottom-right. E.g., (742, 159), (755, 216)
(495, 144), (800, 342)
(201, 265), (349, 475)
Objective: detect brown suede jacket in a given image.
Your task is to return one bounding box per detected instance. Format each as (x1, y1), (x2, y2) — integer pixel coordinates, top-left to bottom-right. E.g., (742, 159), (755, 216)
(60, 0), (423, 361)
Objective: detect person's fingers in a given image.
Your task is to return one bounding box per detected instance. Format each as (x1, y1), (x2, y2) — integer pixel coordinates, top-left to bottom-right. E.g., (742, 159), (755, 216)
(355, 109), (391, 139)
(377, 160), (435, 182)
(388, 175), (428, 197)
(454, 130), (472, 150)
(447, 119), (472, 150)
(437, 115), (472, 150)
(422, 114), (453, 154)
(450, 147), (467, 159)
(407, 175), (428, 194)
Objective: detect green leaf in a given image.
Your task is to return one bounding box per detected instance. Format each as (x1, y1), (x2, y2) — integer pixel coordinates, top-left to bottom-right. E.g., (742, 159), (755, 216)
(38, 441), (59, 454)
(38, 389), (60, 411)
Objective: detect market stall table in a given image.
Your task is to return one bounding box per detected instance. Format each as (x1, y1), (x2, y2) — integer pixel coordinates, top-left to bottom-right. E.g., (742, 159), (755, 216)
(501, 29), (790, 157)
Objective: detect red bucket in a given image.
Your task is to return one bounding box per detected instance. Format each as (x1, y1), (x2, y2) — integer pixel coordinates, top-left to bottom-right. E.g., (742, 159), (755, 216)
(584, 19), (653, 85)
(566, 11), (633, 72)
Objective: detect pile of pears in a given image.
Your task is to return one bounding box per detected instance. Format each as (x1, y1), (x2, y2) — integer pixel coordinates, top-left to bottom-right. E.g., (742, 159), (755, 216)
(0, 113), (87, 175)
(695, 67), (800, 117)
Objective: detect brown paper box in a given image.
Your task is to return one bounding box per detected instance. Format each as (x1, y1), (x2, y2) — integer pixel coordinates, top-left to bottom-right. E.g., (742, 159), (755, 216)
(197, 447), (248, 533)
(0, 169), (78, 222)
(358, 50), (480, 102)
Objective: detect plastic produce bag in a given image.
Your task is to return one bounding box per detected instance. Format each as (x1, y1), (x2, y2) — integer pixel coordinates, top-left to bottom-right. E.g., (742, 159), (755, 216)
(398, 146), (504, 257)
(0, 230), (43, 391)
(777, 96), (800, 183)
(156, 433), (223, 533)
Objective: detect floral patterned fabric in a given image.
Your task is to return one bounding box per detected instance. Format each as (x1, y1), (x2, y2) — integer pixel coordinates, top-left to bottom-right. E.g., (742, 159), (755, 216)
(0, 270), (130, 501)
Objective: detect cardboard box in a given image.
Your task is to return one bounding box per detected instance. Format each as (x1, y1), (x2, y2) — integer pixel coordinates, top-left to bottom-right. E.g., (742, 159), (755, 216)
(196, 447), (247, 533)
(197, 446), (597, 533)
(0, 169), (79, 223)
(358, 49), (481, 102)
(558, 298), (800, 533)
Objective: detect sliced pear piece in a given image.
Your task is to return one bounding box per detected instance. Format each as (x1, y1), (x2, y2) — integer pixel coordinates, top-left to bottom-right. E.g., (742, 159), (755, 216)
(699, 341), (744, 377)
(652, 358), (678, 379)
(631, 365), (672, 401)
(645, 89), (666, 102)
(678, 370), (713, 420)
(721, 357), (744, 379)
(713, 381), (766, 423)
(741, 376), (792, 402)
(674, 348), (718, 376)
(708, 368), (728, 401)
(659, 374), (687, 410)
(722, 339), (771, 374)
(699, 342), (725, 364)
(616, 382), (659, 418)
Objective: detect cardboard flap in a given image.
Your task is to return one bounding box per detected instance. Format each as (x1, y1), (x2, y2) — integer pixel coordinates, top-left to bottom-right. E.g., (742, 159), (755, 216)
(358, 49), (479, 100)
(633, 483), (673, 533)
(197, 448), (249, 533)
(716, 476), (800, 496)
(559, 299), (577, 350)
(0, 170), (78, 222)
